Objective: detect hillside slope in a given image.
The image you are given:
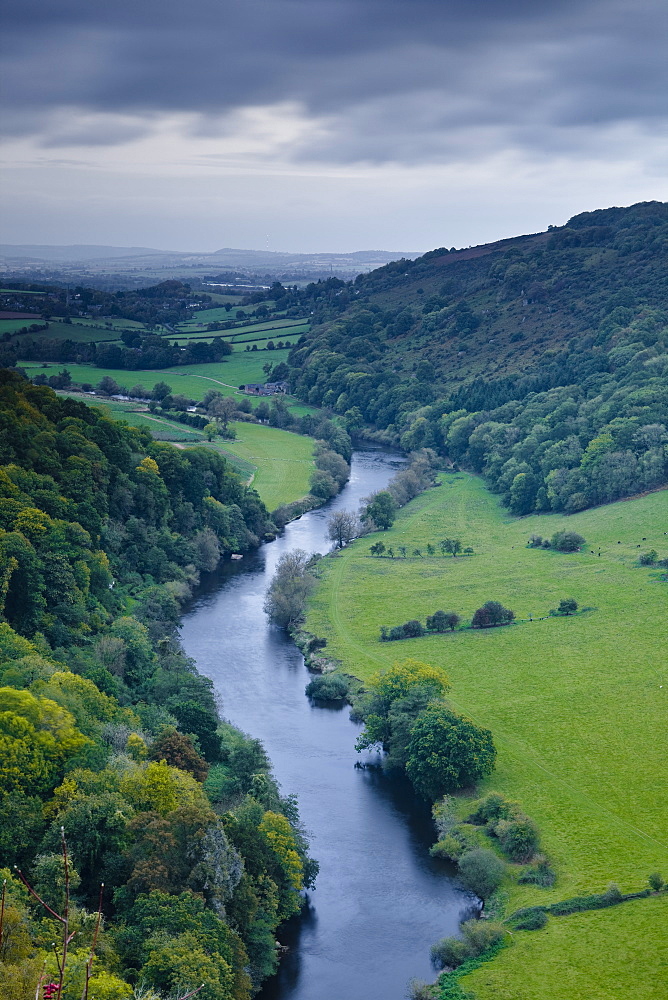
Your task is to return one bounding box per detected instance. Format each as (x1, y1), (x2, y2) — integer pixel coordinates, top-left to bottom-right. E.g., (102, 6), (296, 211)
(285, 201), (668, 514)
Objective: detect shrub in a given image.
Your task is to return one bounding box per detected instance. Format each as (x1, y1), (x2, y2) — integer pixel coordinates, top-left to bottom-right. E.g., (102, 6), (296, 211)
(648, 872), (664, 891)
(512, 907), (548, 930)
(430, 936), (470, 970)
(305, 673), (350, 701)
(527, 534), (543, 547)
(495, 815), (540, 861)
(458, 848), (506, 900)
(406, 979), (434, 1000)
(551, 530), (586, 552)
(430, 835), (467, 861)
(470, 792), (515, 825)
(518, 855), (556, 887)
(639, 550), (658, 565)
(460, 919), (505, 955)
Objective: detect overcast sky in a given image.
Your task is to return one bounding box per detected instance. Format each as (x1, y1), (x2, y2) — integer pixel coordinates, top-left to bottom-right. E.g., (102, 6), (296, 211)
(1, 0), (666, 253)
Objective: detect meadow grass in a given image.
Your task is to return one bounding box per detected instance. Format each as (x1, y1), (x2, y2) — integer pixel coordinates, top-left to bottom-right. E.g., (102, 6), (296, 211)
(19, 351), (290, 400)
(461, 893), (668, 1000)
(214, 420), (315, 510)
(307, 472), (668, 996)
(306, 473), (668, 898)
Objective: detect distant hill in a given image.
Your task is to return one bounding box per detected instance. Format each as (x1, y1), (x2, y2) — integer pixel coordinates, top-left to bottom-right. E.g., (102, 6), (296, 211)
(284, 201), (668, 514)
(0, 244), (422, 283)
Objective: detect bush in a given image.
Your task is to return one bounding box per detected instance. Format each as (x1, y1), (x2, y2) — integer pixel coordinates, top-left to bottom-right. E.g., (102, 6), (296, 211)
(551, 530), (586, 552)
(648, 872), (664, 891)
(639, 550), (658, 565)
(430, 936), (470, 970)
(495, 815), (540, 861)
(458, 848), (506, 900)
(518, 855), (556, 888)
(469, 792), (515, 825)
(527, 534), (543, 547)
(512, 907), (548, 930)
(460, 919), (505, 955)
(305, 673), (350, 701)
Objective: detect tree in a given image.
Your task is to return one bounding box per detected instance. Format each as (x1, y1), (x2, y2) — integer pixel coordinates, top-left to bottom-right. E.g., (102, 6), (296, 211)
(152, 381), (172, 400)
(208, 395), (237, 431)
(471, 601), (515, 628)
(440, 538), (462, 557)
(204, 421), (218, 442)
(263, 549), (317, 629)
(150, 727), (209, 782)
(96, 376), (121, 396)
(309, 469), (338, 499)
(405, 704), (496, 798)
(557, 598), (578, 615)
(327, 510), (359, 548)
(457, 848), (506, 900)
(362, 491), (397, 530)
(369, 541), (386, 557)
(426, 610), (460, 633)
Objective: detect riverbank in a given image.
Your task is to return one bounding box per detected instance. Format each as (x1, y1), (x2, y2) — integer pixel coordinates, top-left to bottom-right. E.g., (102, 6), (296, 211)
(303, 470), (668, 999)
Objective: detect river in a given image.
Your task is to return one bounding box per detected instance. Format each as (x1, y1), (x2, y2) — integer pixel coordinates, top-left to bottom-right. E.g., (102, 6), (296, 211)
(180, 447), (474, 1000)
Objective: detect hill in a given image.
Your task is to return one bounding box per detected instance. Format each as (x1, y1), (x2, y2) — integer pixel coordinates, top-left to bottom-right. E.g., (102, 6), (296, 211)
(282, 201), (668, 513)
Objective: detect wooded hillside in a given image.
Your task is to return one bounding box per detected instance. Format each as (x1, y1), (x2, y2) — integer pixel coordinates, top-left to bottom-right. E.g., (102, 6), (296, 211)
(284, 201), (668, 513)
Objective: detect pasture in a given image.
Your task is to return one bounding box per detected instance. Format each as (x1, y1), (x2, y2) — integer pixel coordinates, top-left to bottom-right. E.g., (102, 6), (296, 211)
(306, 472), (668, 996)
(19, 350), (291, 400)
(217, 420), (315, 510)
(306, 473), (668, 896)
(461, 893), (668, 1000)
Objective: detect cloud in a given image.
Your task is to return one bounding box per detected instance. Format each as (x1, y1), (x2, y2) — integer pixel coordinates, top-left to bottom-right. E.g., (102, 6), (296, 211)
(1, 0), (665, 166)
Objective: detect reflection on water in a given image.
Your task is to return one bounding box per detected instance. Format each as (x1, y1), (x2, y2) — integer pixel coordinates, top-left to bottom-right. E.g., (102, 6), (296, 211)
(180, 448), (474, 1000)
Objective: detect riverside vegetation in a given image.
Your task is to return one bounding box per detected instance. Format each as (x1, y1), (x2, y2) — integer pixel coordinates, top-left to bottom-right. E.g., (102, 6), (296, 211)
(0, 370), (319, 999)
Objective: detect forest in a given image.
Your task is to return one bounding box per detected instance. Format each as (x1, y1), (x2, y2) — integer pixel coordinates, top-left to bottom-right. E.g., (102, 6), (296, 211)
(279, 202), (668, 513)
(0, 370), (317, 999)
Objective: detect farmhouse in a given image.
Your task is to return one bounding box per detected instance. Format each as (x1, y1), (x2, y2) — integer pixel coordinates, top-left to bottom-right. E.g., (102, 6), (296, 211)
(242, 380), (289, 395)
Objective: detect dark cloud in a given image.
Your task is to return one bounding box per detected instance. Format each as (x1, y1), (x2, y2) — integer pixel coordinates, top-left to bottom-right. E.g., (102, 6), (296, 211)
(1, 0), (666, 161)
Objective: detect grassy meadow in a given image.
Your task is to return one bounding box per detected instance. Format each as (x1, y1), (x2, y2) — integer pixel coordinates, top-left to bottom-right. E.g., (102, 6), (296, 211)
(306, 471), (668, 997)
(463, 893), (668, 1000)
(216, 421), (315, 511)
(20, 350), (291, 400)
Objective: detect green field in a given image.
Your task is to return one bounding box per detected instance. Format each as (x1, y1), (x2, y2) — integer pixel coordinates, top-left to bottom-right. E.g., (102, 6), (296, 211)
(305, 472), (668, 997)
(19, 351), (291, 400)
(216, 421), (315, 510)
(462, 893), (668, 1000)
(307, 474), (668, 895)
(6, 319), (122, 342)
